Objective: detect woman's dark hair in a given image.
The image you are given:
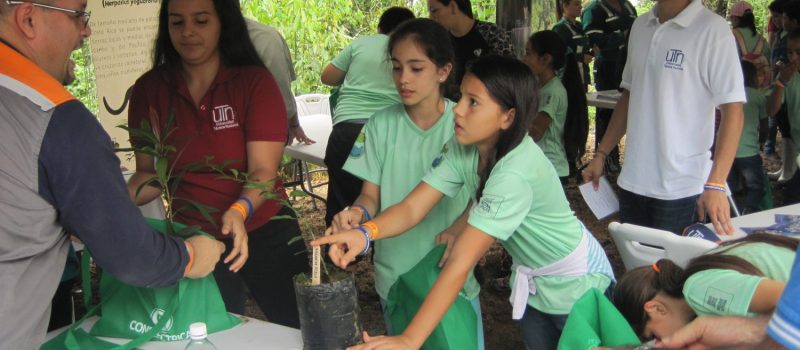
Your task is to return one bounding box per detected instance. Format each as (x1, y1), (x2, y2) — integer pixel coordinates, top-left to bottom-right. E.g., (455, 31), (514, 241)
(434, 0), (474, 19)
(528, 30), (589, 164)
(786, 0), (800, 22)
(683, 233), (799, 279)
(614, 259), (685, 337)
(734, 11), (759, 36)
(378, 7), (415, 34)
(614, 233), (799, 337)
(388, 19), (455, 94)
(153, 0), (264, 69)
(556, 0), (575, 19)
(769, 0), (786, 13)
(467, 55), (538, 199)
(741, 60), (758, 88)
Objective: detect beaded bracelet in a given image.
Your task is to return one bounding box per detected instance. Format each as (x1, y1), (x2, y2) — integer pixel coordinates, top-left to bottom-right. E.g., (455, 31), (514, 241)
(355, 226), (372, 256)
(361, 221), (379, 240)
(703, 184), (727, 193)
(238, 196), (254, 222)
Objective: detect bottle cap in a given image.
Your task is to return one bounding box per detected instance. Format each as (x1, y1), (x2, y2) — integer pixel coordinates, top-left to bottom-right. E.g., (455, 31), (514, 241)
(188, 322), (208, 339)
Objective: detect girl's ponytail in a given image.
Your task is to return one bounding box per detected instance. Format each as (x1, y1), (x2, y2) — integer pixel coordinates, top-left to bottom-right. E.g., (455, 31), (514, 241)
(561, 50), (589, 165)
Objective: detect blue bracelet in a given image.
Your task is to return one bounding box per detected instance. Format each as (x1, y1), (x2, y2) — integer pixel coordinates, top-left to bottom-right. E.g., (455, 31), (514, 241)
(238, 196), (254, 222)
(353, 204), (372, 221)
(355, 226), (371, 256)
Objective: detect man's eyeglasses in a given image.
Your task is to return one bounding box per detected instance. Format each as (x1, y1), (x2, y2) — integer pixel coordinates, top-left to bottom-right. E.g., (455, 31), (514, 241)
(5, 0), (91, 27)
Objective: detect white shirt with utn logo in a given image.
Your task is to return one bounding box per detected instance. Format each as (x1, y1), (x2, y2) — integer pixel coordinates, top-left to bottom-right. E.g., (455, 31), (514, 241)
(212, 104), (239, 131)
(617, 0), (746, 200)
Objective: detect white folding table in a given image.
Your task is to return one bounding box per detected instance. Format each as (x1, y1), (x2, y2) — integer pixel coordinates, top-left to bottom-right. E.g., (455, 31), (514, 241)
(711, 203), (800, 240)
(44, 315), (303, 349)
(284, 113), (333, 204)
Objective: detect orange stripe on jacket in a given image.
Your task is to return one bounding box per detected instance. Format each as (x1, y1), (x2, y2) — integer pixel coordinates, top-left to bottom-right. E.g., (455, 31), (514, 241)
(0, 42), (75, 106)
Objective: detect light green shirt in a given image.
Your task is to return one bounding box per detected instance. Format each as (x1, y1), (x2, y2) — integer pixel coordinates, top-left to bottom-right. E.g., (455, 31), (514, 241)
(785, 73), (800, 153)
(737, 87), (768, 158)
(423, 136), (611, 314)
(683, 242), (794, 317)
(536, 77), (569, 177)
(343, 101), (478, 300)
(331, 34), (401, 125)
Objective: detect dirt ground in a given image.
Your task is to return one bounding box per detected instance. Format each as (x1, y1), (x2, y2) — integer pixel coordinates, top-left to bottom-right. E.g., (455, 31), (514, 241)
(238, 133), (790, 349)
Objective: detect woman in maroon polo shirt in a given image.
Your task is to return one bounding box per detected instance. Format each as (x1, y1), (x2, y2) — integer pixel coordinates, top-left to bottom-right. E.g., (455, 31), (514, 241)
(126, 0), (307, 328)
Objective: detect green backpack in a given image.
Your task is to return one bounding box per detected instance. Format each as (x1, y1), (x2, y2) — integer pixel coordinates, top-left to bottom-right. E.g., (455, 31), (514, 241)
(41, 218), (240, 349)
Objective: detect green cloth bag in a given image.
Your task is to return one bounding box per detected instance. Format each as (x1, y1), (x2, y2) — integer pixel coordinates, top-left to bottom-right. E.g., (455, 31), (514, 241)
(386, 245), (478, 350)
(89, 218), (240, 341)
(557, 288), (641, 350)
(43, 218), (240, 349)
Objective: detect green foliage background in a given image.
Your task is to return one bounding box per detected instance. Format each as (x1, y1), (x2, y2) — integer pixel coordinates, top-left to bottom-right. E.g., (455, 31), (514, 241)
(67, 0), (773, 112)
(240, 0), (496, 95)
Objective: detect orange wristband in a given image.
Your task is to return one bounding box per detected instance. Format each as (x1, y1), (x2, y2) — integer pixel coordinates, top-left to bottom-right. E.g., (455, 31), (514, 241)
(362, 221), (379, 240)
(184, 242), (195, 276)
(230, 202), (248, 221)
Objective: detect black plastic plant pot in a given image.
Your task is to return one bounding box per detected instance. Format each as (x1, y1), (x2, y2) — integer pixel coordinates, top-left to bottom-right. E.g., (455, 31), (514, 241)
(294, 273), (362, 349)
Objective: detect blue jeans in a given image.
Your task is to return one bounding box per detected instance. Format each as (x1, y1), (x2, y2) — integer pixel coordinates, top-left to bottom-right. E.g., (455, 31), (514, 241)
(618, 188), (699, 234)
(728, 155), (766, 214)
(518, 305), (569, 350)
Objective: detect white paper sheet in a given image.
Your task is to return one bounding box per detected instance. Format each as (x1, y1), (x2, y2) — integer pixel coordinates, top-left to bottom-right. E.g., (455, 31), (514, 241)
(578, 176), (619, 220)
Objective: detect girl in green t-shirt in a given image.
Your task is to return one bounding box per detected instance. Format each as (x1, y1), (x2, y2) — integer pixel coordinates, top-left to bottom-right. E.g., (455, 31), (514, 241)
(614, 234), (797, 342)
(313, 55), (614, 350)
(524, 30), (589, 182)
(328, 18), (483, 348)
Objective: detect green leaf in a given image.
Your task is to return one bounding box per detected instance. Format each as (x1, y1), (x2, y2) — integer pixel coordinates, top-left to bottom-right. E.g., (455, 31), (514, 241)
(176, 198), (220, 229)
(134, 176), (161, 201)
(156, 157), (169, 184)
(287, 235), (305, 245)
(289, 189), (307, 197)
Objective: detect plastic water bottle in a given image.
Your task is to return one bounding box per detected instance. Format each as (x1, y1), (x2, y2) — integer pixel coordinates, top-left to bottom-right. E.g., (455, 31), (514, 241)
(184, 322), (218, 350)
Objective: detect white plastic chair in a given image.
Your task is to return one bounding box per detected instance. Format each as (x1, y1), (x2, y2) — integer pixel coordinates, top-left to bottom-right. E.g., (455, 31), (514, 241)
(290, 94), (331, 208)
(295, 94), (331, 117)
(608, 222), (717, 271)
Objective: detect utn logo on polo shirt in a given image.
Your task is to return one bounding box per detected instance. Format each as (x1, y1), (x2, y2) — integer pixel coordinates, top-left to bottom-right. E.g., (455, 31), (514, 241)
(212, 104), (239, 131)
(664, 49), (685, 71)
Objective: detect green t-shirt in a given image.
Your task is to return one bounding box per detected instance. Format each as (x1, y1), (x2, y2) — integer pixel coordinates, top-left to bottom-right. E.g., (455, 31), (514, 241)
(737, 87), (768, 158)
(331, 34), (401, 125)
(683, 242), (795, 317)
(423, 136), (612, 314)
(342, 100), (479, 300)
(536, 77), (569, 177)
(785, 73), (800, 153)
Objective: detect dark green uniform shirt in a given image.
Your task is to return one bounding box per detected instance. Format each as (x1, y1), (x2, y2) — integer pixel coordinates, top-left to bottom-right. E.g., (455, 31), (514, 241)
(553, 18), (592, 86)
(581, 0), (637, 62)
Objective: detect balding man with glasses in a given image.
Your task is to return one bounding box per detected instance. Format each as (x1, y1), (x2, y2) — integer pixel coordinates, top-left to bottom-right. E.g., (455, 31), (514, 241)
(0, 1), (225, 348)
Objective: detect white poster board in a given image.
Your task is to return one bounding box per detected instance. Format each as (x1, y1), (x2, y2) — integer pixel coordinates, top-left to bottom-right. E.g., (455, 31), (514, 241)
(87, 0), (160, 169)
